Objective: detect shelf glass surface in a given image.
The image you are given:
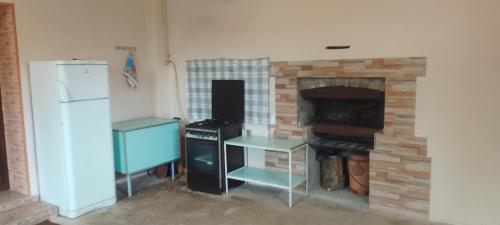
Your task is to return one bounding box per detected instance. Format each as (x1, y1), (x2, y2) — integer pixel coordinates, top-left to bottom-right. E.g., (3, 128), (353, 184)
(225, 136), (306, 152)
(227, 167), (306, 189)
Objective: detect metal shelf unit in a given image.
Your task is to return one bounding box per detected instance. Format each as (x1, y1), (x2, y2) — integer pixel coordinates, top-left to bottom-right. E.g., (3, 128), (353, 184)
(223, 136), (308, 207)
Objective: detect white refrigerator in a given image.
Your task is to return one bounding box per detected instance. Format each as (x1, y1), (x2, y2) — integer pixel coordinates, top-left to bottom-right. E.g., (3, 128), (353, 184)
(30, 60), (116, 218)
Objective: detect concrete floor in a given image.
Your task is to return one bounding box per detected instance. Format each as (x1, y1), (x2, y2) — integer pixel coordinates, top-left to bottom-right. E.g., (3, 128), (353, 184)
(53, 176), (443, 225)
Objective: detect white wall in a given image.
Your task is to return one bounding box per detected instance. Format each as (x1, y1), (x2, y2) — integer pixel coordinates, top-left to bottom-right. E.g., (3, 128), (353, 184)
(157, 1), (500, 225)
(5, 0), (156, 195)
(4, 1), (499, 224)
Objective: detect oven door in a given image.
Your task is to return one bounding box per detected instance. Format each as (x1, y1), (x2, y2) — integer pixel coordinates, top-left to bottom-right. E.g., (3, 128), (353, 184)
(186, 138), (220, 175)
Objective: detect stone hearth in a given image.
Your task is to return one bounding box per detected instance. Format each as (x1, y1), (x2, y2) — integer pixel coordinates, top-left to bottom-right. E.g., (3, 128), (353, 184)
(266, 57), (430, 220)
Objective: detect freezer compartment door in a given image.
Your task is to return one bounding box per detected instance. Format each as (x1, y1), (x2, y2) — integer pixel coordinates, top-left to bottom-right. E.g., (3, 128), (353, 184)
(60, 99), (116, 211)
(57, 64), (109, 102)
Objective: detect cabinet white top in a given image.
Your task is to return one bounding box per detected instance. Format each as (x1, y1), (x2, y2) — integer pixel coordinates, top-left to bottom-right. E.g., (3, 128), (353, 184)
(112, 117), (179, 132)
(225, 136), (307, 152)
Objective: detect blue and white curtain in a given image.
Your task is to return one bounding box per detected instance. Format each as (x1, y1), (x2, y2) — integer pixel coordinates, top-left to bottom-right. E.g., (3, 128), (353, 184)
(187, 58), (270, 124)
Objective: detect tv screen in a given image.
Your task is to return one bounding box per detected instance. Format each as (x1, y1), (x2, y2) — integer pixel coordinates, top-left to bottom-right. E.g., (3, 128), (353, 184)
(212, 80), (244, 123)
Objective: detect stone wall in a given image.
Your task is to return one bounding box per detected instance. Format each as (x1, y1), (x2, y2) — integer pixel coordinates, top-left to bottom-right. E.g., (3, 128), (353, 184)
(267, 58), (431, 220)
(0, 4), (30, 194)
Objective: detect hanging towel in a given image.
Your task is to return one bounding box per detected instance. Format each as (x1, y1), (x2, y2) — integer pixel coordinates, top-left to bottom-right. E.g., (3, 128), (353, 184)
(123, 53), (138, 89)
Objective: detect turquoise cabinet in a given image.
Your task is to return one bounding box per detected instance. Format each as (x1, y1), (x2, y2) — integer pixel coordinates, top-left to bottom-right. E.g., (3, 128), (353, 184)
(112, 117), (180, 196)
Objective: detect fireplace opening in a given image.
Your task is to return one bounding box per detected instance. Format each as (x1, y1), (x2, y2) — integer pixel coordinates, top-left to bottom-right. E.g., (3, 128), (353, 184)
(298, 78), (385, 207)
(310, 95), (384, 128)
(302, 85), (384, 156)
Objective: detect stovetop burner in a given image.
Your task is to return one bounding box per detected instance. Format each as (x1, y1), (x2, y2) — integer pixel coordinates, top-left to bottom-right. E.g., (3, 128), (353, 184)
(186, 119), (239, 130)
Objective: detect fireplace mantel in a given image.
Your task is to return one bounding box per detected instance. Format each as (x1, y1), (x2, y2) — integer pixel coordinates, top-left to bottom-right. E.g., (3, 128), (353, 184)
(267, 57), (430, 220)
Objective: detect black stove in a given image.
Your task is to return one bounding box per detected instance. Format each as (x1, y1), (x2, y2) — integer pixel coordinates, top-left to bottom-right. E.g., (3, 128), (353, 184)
(185, 119), (244, 194)
(186, 80), (246, 195)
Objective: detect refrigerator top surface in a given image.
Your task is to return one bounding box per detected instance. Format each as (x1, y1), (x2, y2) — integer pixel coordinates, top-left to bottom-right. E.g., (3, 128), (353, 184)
(30, 60), (107, 65)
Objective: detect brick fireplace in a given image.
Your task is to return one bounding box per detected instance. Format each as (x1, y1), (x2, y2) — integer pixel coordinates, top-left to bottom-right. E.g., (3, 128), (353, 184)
(267, 57), (430, 219)
(0, 3), (30, 195)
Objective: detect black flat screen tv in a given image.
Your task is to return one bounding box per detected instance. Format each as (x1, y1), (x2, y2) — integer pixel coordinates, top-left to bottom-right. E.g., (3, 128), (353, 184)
(212, 80), (244, 123)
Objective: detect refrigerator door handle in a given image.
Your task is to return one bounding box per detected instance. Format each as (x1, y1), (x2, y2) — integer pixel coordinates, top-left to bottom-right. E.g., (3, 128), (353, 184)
(58, 80), (71, 102)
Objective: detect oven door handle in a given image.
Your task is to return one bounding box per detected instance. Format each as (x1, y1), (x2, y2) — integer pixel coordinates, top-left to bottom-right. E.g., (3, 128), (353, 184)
(186, 139), (216, 145)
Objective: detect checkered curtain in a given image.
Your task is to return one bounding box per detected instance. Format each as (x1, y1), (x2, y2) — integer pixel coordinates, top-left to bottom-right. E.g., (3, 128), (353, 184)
(187, 58), (270, 124)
